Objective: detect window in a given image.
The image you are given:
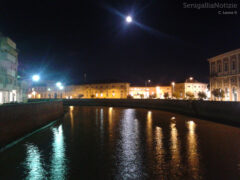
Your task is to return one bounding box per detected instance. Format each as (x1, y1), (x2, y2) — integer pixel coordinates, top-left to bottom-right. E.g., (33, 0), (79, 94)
(211, 62), (216, 74)
(224, 62), (228, 72)
(239, 54), (240, 72)
(217, 60), (221, 73)
(232, 61), (236, 70)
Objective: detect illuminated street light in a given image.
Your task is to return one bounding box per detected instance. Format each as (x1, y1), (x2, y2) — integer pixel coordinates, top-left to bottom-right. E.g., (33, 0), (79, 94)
(59, 86), (64, 90)
(171, 82), (175, 99)
(56, 82), (62, 88)
(48, 88), (51, 91)
(126, 16), (132, 23)
(189, 77), (193, 81)
(32, 75), (40, 82)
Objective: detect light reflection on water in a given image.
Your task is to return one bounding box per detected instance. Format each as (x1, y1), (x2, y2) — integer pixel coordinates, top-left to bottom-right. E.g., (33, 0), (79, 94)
(50, 125), (67, 180)
(117, 109), (143, 179)
(155, 126), (165, 178)
(170, 118), (181, 176)
(24, 144), (46, 180)
(187, 120), (200, 179)
(2, 107), (240, 179)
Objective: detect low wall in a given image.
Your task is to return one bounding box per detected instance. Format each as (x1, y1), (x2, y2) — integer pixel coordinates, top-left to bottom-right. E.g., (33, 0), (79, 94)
(0, 101), (64, 148)
(62, 99), (240, 124)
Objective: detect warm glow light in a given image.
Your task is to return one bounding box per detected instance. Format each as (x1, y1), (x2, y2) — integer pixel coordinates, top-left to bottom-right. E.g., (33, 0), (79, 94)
(126, 16), (132, 23)
(171, 82), (175, 86)
(189, 77), (193, 81)
(171, 116), (176, 120)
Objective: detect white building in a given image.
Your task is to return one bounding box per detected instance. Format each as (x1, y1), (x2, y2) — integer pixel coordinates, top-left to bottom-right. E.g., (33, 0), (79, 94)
(0, 33), (25, 104)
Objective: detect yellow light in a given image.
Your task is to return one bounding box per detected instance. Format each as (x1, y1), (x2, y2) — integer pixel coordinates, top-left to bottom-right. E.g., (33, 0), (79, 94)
(171, 116), (176, 120)
(171, 82), (175, 86)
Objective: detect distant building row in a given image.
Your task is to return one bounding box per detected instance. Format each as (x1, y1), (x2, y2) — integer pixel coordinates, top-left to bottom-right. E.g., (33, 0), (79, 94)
(28, 77), (208, 100)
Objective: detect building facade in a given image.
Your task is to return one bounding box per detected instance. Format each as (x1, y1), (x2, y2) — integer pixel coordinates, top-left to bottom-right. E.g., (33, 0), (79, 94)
(173, 77), (208, 99)
(29, 82), (173, 100)
(0, 33), (22, 104)
(129, 86), (172, 99)
(29, 82), (130, 99)
(209, 49), (240, 101)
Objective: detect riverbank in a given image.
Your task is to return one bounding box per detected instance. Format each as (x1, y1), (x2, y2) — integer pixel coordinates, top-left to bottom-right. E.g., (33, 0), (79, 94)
(61, 99), (240, 125)
(0, 101), (64, 148)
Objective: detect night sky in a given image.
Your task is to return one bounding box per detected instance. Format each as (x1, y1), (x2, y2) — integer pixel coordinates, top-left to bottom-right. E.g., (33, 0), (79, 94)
(0, 0), (239, 85)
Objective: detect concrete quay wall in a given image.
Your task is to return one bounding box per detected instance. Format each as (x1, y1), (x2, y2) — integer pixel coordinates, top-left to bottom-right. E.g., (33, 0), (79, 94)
(0, 101), (64, 148)
(62, 99), (240, 124)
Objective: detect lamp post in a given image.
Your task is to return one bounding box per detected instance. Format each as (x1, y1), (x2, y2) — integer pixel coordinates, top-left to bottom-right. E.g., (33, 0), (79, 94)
(171, 82), (175, 98)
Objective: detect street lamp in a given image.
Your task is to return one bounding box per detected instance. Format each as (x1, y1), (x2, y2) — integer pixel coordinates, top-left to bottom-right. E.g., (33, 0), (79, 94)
(126, 15), (132, 23)
(56, 82), (62, 88)
(171, 82), (175, 98)
(32, 75), (40, 82)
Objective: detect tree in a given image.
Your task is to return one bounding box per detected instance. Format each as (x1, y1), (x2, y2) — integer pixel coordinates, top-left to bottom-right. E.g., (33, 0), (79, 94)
(212, 88), (225, 100)
(198, 92), (207, 100)
(164, 92), (169, 99)
(172, 92), (181, 99)
(78, 94), (84, 98)
(149, 93), (156, 99)
(127, 94), (133, 99)
(186, 91), (195, 100)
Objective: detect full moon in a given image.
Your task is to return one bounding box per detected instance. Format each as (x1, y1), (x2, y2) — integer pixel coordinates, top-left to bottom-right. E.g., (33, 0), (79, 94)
(126, 16), (132, 23)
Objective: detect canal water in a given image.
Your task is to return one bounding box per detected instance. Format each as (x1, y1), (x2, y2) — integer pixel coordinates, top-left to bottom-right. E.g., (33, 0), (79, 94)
(1, 106), (240, 179)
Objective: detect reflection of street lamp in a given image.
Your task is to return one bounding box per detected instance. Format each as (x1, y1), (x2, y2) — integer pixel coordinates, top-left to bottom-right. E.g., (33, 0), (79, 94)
(171, 82), (175, 98)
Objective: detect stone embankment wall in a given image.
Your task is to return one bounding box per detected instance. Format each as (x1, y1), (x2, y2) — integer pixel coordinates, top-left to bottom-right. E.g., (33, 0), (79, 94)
(0, 101), (64, 147)
(62, 99), (240, 124)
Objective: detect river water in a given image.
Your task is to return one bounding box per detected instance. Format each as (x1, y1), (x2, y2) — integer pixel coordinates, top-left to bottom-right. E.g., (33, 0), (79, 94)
(1, 106), (240, 179)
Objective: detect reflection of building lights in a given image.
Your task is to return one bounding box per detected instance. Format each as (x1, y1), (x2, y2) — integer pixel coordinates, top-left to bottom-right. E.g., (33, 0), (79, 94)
(24, 144), (46, 179)
(147, 111), (153, 150)
(187, 120), (199, 177)
(51, 125), (66, 179)
(70, 106), (74, 111)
